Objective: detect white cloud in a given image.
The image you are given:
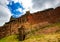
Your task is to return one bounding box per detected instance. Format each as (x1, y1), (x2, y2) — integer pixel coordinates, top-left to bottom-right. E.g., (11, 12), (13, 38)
(0, 5), (11, 26)
(30, 0), (60, 13)
(18, 0), (32, 11)
(0, 0), (9, 7)
(7, 0), (60, 14)
(17, 0), (60, 13)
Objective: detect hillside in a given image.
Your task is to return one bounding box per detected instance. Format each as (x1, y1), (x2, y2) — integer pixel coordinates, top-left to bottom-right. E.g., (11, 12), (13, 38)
(0, 6), (60, 40)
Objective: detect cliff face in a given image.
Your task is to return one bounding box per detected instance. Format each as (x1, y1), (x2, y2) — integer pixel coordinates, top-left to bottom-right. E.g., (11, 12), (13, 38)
(28, 7), (60, 24)
(0, 7), (60, 39)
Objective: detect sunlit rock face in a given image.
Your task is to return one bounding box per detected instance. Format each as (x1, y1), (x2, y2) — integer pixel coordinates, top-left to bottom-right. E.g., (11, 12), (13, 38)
(0, 7), (60, 39)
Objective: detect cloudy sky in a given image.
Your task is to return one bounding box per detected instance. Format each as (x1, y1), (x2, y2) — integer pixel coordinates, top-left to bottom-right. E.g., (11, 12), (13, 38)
(0, 0), (60, 26)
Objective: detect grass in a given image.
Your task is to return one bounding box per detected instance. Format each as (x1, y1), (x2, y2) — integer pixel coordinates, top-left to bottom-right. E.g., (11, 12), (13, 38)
(0, 35), (19, 42)
(24, 34), (60, 42)
(0, 34), (60, 42)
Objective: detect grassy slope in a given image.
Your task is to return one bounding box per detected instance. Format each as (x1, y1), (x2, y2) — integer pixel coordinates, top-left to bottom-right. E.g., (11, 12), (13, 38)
(0, 35), (19, 42)
(0, 34), (60, 42)
(0, 23), (60, 42)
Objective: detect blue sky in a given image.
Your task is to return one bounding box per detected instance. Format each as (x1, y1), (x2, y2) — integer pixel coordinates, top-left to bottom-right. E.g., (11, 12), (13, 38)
(7, 1), (25, 18)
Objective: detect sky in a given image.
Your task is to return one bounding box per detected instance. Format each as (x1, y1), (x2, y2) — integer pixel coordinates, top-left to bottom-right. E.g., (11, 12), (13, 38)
(0, 0), (60, 26)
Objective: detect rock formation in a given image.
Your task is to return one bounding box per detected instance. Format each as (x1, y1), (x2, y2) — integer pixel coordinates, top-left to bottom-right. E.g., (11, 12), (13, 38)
(0, 7), (60, 39)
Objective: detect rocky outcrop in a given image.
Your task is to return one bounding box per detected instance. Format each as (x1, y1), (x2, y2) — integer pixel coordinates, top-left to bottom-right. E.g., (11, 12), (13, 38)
(0, 7), (60, 39)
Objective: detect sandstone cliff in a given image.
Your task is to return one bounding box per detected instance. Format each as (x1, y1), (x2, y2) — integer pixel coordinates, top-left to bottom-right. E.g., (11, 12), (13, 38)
(0, 7), (60, 39)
